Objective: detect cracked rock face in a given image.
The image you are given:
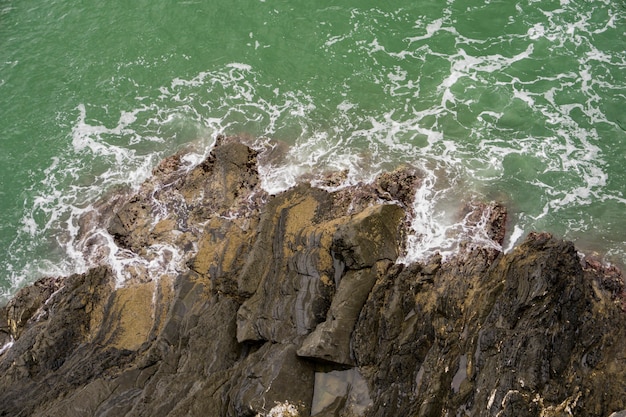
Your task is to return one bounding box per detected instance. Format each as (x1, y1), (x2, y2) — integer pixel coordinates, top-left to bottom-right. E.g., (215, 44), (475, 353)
(1, 137), (625, 417)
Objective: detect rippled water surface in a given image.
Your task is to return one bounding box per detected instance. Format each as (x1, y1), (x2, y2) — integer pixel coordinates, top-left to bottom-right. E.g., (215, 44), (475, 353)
(1, 0), (625, 300)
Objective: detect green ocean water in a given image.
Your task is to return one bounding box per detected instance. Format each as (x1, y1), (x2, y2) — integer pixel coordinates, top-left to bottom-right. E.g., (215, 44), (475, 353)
(1, 0), (625, 301)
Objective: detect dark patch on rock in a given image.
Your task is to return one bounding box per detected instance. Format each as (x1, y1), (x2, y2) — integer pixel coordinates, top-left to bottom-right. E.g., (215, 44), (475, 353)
(373, 165), (422, 209)
(5, 275), (63, 339)
(460, 200), (508, 246)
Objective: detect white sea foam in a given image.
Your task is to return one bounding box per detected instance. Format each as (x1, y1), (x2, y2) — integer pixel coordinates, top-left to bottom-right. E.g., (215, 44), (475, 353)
(256, 401), (300, 417)
(407, 18), (446, 43)
(504, 225), (525, 253)
(400, 170), (453, 263)
(6, 0), (625, 298)
(0, 337), (14, 356)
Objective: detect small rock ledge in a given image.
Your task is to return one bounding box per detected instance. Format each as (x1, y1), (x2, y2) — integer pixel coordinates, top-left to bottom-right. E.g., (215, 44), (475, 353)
(0, 137), (625, 417)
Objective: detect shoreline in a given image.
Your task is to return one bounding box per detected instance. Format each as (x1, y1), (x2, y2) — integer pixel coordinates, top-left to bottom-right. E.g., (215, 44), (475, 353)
(2, 134), (624, 318)
(3, 129), (624, 304)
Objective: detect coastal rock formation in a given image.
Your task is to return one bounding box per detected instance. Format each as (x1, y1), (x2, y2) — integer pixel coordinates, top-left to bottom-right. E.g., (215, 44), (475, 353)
(1, 136), (625, 417)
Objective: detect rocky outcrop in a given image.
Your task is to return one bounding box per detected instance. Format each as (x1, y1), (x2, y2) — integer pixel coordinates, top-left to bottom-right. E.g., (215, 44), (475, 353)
(0, 136), (625, 417)
(352, 233), (626, 416)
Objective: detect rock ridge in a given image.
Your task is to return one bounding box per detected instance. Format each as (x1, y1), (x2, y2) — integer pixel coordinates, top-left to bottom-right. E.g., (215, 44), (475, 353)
(0, 136), (624, 417)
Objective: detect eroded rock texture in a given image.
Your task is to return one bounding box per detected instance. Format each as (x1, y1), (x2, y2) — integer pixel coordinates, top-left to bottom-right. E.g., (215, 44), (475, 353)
(0, 137), (624, 417)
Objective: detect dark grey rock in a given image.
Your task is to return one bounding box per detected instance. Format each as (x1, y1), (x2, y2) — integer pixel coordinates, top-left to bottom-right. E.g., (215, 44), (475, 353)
(297, 260), (392, 366)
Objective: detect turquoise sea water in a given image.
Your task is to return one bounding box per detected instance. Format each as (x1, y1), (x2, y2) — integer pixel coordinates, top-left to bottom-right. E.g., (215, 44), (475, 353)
(1, 0), (625, 301)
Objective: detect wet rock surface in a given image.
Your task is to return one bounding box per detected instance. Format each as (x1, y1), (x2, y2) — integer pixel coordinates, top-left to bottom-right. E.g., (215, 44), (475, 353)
(1, 137), (625, 416)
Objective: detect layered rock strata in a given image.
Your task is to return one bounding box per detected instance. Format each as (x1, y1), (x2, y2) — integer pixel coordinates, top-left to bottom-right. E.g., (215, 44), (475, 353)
(0, 136), (625, 417)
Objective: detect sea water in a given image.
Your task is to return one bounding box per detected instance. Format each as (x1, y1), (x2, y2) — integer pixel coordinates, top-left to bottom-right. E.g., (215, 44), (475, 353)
(1, 0), (624, 302)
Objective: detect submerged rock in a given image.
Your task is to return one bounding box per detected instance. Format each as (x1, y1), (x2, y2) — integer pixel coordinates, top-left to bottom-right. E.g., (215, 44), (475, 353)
(0, 137), (625, 417)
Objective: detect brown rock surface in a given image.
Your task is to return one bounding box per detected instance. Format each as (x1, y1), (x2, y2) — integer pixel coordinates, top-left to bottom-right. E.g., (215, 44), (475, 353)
(0, 137), (624, 417)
